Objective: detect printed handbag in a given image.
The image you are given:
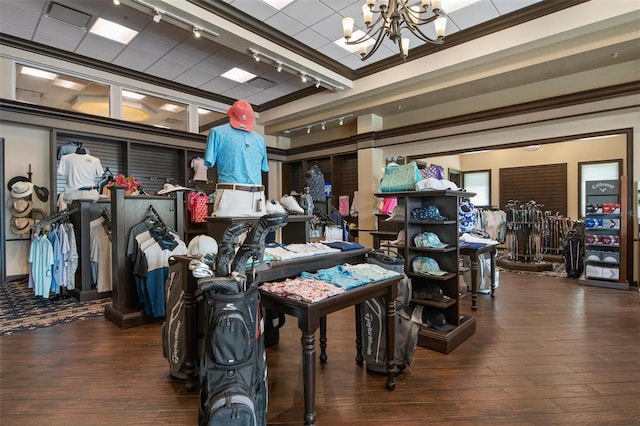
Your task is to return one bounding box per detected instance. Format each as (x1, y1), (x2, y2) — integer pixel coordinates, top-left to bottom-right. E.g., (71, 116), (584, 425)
(380, 162), (421, 192)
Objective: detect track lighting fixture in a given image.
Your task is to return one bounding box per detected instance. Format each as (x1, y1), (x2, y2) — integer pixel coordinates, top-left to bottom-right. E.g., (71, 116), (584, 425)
(128, 0), (220, 38)
(247, 48), (345, 92)
(282, 114), (354, 135)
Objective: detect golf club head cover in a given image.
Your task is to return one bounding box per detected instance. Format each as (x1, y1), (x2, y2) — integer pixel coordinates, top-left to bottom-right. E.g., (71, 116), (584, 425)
(230, 213), (289, 276)
(215, 222), (249, 277)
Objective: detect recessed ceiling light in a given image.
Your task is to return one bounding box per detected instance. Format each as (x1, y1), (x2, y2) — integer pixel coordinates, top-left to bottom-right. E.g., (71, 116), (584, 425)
(160, 103), (185, 113)
(334, 30), (374, 53)
(261, 0), (294, 10)
(53, 79), (86, 91)
(89, 17), (138, 44)
(221, 67), (256, 83)
(20, 66), (57, 80)
(122, 90), (145, 100)
(197, 108), (211, 115)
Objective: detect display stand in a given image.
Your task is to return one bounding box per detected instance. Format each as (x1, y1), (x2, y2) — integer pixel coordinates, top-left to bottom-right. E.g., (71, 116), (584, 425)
(375, 190), (475, 354)
(579, 177), (629, 290)
(498, 200), (552, 272)
(105, 186), (185, 328)
(68, 199), (112, 301)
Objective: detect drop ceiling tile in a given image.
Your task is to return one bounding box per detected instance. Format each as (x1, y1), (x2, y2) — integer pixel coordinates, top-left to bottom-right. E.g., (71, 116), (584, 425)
(223, 84), (264, 99)
(318, 0), (352, 14)
(294, 27), (330, 50)
(0, 2), (41, 31)
(32, 20), (85, 51)
(309, 12), (347, 43)
(128, 32), (178, 56)
(493, 0), (542, 15)
(193, 57), (235, 76)
(61, 0), (109, 17)
(447, 1), (500, 31)
(281, 1), (334, 27)
(199, 76), (241, 93)
(264, 11), (305, 37)
(163, 44), (211, 67)
(75, 34), (126, 62)
(2, 0), (46, 14)
(227, 0), (279, 21)
(145, 58), (191, 80)
(175, 68), (218, 87)
(1, 20), (37, 40)
(112, 46), (159, 72)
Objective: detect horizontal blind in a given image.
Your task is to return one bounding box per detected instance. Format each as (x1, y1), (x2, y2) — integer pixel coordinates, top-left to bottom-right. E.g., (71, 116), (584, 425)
(499, 163), (567, 216)
(129, 143), (183, 195)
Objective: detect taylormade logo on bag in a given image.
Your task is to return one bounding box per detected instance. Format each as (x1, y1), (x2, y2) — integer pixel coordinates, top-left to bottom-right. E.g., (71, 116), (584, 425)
(171, 320), (181, 365)
(364, 312), (374, 356)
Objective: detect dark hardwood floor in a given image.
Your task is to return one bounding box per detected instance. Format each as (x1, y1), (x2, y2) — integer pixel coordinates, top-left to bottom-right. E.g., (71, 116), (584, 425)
(2, 271), (640, 425)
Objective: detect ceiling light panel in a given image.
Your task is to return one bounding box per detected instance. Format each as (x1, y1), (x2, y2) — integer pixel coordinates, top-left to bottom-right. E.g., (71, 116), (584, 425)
(261, 0), (295, 10)
(122, 89), (146, 100)
(221, 67), (257, 83)
(20, 66), (57, 80)
(53, 79), (86, 91)
(160, 103), (186, 113)
(89, 17), (138, 44)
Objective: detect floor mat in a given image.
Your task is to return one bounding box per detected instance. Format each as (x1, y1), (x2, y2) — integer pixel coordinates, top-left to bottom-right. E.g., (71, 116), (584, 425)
(0, 279), (111, 336)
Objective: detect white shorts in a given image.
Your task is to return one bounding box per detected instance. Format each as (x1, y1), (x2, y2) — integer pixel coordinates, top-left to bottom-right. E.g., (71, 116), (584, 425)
(212, 183), (266, 217)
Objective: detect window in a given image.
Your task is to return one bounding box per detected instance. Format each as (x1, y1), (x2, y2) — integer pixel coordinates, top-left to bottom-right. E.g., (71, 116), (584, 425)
(16, 64), (110, 118)
(578, 160), (621, 217)
(462, 170), (490, 207)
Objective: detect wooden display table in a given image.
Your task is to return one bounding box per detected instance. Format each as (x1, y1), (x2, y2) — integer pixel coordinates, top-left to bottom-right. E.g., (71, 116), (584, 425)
(459, 244), (498, 310)
(259, 276), (399, 426)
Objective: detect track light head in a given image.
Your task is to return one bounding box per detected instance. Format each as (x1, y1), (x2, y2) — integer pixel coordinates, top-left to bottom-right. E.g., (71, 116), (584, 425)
(253, 53), (260, 62)
(113, 0), (120, 5)
(321, 122), (326, 130)
(152, 10), (162, 23)
(306, 126), (311, 134)
(193, 27), (201, 38)
(339, 117), (344, 125)
(301, 74), (307, 83)
(315, 80), (321, 88)
(276, 62), (283, 72)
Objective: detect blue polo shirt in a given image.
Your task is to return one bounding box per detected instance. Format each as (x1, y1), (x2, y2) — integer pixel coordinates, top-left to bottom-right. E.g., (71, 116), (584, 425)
(204, 124), (268, 185)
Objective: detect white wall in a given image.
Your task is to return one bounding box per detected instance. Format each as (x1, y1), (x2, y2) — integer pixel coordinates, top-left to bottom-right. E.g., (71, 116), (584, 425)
(1, 122), (50, 276)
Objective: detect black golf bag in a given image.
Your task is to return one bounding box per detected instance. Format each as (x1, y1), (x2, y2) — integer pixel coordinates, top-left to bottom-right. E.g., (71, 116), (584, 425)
(360, 249), (417, 375)
(198, 213), (288, 426)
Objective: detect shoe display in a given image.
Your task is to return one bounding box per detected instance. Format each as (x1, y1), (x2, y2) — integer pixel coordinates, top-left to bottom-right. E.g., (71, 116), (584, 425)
(280, 195), (304, 214)
(266, 199), (287, 214)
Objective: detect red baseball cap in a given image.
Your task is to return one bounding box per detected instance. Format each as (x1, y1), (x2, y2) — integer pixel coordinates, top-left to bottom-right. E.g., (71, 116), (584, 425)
(227, 99), (255, 132)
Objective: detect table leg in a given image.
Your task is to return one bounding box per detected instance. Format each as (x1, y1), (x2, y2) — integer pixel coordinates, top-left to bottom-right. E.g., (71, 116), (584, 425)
(319, 316), (327, 364)
(470, 253), (478, 310)
(354, 303), (363, 365)
(490, 247), (497, 297)
(301, 332), (316, 426)
(384, 291), (396, 391)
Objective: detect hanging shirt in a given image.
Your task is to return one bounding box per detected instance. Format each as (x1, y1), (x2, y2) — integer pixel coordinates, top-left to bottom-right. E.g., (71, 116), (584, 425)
(64, 222), (79, 290)
(188, 192), (209, 223)
(57, 152), (104, 191)
(29, 234), (54, 298)
(191, 156), (208, 181)
(203, 123), (268, 185)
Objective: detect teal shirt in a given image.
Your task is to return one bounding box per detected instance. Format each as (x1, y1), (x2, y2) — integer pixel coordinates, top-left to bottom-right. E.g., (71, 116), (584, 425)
(204, 124), (268, 185)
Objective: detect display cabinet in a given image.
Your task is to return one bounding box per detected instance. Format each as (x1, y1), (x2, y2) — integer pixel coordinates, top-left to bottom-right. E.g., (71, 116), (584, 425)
(579, 178), (629, 290)
(375, 190), (475, 353)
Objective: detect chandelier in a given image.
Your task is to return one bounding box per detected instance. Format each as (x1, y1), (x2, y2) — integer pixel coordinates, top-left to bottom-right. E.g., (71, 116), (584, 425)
(341, 0), (447, 61)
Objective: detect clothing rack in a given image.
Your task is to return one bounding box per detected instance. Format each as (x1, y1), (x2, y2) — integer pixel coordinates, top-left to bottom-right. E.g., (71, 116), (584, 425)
(503, 200), (545, 263)
(31, 207), (79, 230)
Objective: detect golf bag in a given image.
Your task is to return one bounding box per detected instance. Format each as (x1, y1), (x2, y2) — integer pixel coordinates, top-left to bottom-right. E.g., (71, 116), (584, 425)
(198, 275), (267, 426)
(360, 249), (417, 375)
(198, 214), (288, 426)
(564, 229), (584, 278)
(162, 259), (206, 381)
